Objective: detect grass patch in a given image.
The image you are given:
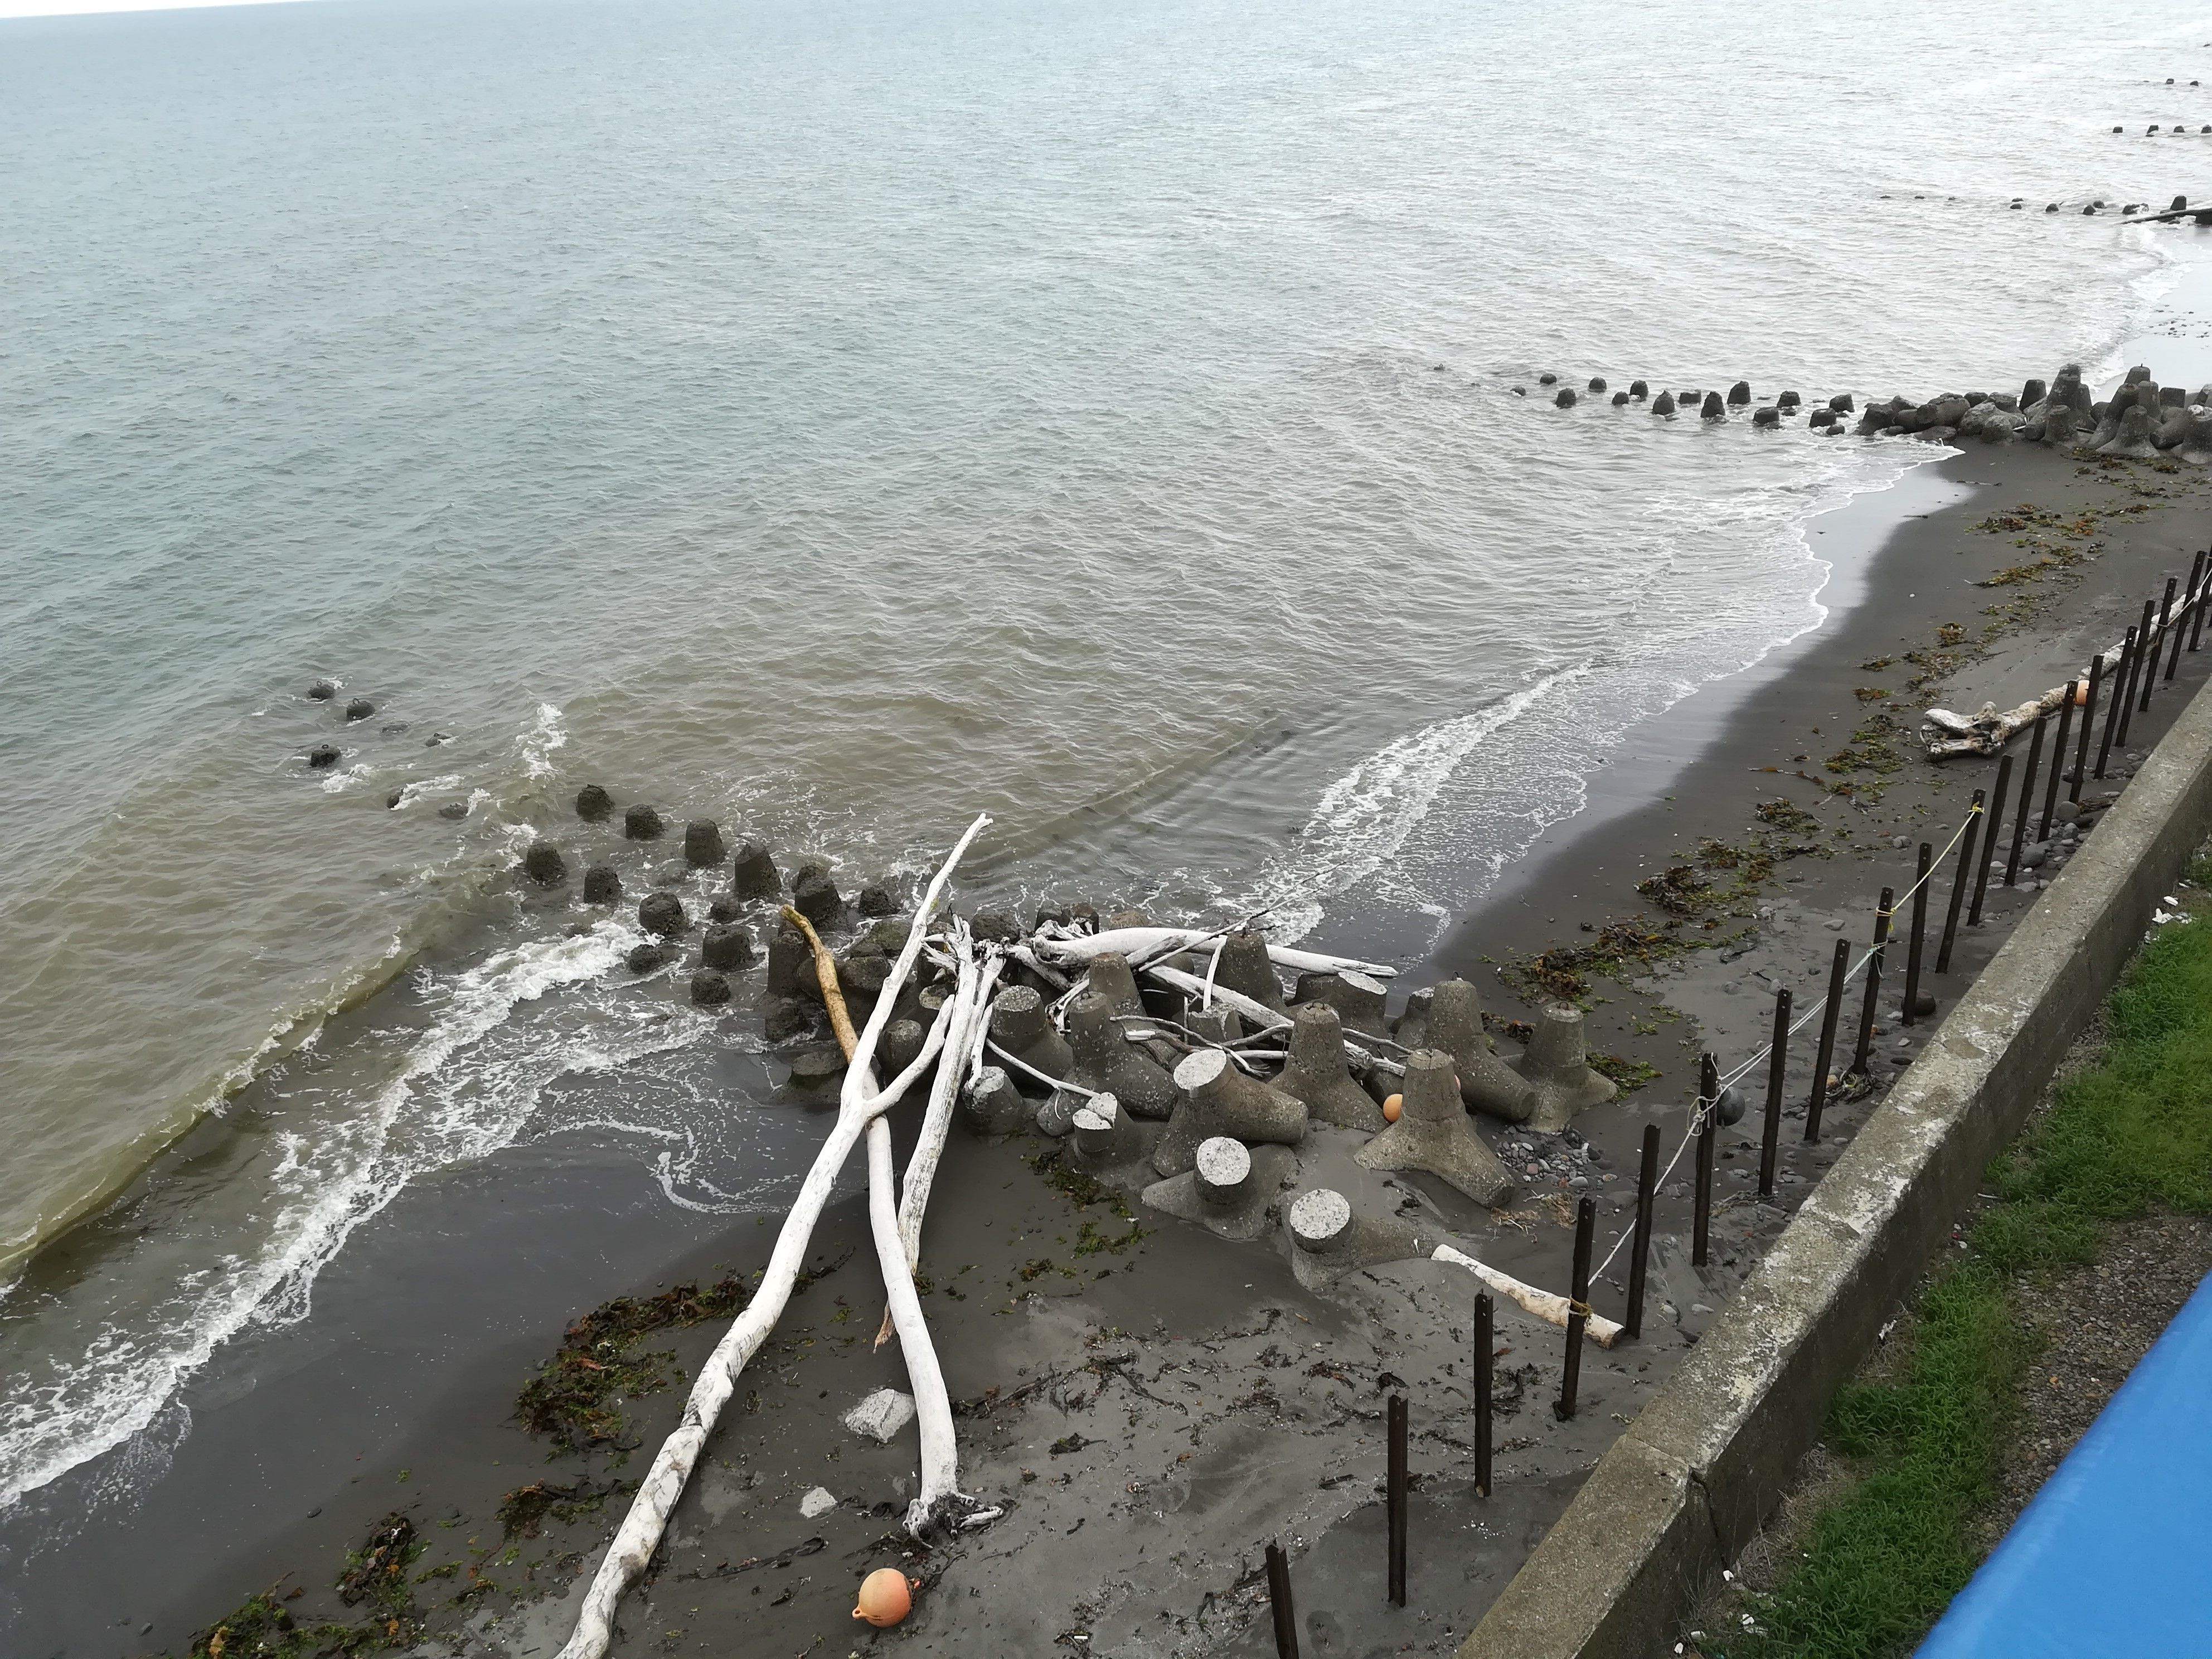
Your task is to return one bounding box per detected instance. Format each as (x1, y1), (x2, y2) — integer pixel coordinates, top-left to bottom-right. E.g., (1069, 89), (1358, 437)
(1711, 895), (2212, 1658)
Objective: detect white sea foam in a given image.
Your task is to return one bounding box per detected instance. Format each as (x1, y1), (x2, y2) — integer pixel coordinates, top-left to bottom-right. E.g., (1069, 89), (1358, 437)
(0, 920), (705, 1511)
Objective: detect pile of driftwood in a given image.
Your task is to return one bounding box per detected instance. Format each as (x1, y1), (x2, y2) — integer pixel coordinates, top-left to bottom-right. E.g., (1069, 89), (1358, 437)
(552, 817), (1618, 1659)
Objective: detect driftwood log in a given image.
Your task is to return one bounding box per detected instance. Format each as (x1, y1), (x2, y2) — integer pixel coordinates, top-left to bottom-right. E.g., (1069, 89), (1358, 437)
(1431, 1243), (1624, 1347)
(554, 814), (992, 1659)
(1924, 584), (2200, 757)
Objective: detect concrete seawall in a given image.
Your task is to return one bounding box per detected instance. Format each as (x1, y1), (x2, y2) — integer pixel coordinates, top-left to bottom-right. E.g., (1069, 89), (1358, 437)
(1459, 667), (2212, 1659)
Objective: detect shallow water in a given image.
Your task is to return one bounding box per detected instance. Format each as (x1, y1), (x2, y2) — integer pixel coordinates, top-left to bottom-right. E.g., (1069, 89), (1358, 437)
(3, 0), (2210, 1516)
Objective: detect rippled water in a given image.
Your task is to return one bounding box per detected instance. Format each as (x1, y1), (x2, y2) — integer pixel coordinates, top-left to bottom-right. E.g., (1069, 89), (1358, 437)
(3, 0), (2208, 1511)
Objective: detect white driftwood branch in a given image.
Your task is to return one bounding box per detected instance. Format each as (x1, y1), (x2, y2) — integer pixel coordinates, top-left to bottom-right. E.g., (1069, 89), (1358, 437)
(1923, 593), (2196, 758)
(1036, 926), (1396, 979)
(554, 813), (991, 1659)
(1141, 964), (1290, 1034)
(895, 945), (1001, 1269)
(1430, 1244), (1623, 1348)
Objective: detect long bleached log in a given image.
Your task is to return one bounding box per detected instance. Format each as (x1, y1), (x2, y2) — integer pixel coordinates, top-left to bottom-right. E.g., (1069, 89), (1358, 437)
(1431, 1244), (1623, 1348)
(1924, 593), (2199, 758)
(1036, 926), (1397, 979)
(555, 813), (991, 1659)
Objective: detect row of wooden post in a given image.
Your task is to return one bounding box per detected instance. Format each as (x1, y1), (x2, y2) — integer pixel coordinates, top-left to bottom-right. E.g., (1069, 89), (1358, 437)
(1259, 560), (2211, 1653)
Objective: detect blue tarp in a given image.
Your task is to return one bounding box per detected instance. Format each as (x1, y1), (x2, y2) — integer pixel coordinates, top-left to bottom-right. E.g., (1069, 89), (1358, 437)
(1916, 1267), (2212, 1658)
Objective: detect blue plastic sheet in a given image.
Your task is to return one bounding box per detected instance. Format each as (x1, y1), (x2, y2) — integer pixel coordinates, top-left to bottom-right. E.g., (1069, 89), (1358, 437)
(1915, 1267), (2212, 1658)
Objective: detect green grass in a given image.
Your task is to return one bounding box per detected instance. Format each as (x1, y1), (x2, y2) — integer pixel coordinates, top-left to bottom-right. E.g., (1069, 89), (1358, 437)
(1716, 877), (2212, 1659)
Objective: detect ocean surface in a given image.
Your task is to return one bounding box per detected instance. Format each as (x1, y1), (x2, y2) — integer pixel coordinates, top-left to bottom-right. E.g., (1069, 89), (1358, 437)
(3, 0), (2210, 1520)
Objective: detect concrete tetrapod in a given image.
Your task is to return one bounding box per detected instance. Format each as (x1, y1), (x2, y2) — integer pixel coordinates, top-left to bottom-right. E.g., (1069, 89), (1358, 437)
(1506, 1002), (1618, 1133)
(1285, 1188), (1426, 1291)
(1066, 990), (1178, 1119)
(1355, 1049), (1516, 1206)
(959, 1066), (1027, 1138)
(1212, 930), (1288, 1012)
(1296, 969), (1392, 1039)
(1141, 1136), (1296, 1241)
(987, 985), (1075, 1095)
(729, 838), (782, 901)
(1068, 1093), (1158, 1190)
(1425, 979), (1537, 1122)
(1082, 952), (1149, 1022)
(1277, 1003), (1388, 1131)
(1152, 1047), (1309, 1177)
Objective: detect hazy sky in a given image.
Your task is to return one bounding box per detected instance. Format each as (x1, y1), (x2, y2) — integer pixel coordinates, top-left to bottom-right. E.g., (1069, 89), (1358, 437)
(0, 0), (310, 18)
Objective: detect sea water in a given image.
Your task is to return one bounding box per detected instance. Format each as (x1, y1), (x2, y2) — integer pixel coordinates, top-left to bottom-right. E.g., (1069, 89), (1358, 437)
(3, 0), (2207, 1512)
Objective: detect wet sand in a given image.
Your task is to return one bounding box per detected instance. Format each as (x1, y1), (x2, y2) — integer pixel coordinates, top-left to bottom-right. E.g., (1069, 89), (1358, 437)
(11, 435), (2212, 1659)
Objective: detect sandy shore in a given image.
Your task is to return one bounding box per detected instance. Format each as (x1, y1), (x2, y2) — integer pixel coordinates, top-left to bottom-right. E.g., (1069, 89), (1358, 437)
(10, 432), (2212, 1659)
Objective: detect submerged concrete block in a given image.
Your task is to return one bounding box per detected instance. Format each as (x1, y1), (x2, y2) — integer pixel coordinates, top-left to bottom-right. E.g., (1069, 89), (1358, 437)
(1284, 1187), (1425, 1290)
(1214, 930), (1288, 1012)
(1142, 1136), (1296, 1241)
(1070, 1093), (1157, 1189)
(961, 1065), (1027, 1138)
(730, 838), (782, 900)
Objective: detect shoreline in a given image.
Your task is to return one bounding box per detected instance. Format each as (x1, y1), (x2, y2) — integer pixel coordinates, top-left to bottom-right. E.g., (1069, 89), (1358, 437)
(13, 423), (2212, 1659)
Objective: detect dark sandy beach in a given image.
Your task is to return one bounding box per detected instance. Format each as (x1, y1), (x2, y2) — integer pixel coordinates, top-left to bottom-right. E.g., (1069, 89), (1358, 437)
(11, 426), (2212, 1659)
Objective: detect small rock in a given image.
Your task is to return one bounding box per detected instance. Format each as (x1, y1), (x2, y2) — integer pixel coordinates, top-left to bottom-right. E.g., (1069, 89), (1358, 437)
(799, 1487), (837, 1519)
(843, 1389), (918, 1444)
(1893, 836), (1910, 849)
(1825, 918), (1846, 930)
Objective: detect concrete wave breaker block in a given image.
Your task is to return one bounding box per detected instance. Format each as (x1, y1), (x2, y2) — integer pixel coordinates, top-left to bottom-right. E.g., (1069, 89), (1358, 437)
(1284, 1187), (1426, 1290)
(1142, 1135), (1297, 1241)
(1069, 1092), (1158, 1190)
(1506, 1001), (1618, 1133)
(1355, 1049), (1517, 1206)
(1152, 1047), (1309, 1176)
(1277, 1003), (1386, 1130)
(1068, 989), (1178, 1118)
(989, 984), (1075, 1097)
(1427, 978), (1537, 1122)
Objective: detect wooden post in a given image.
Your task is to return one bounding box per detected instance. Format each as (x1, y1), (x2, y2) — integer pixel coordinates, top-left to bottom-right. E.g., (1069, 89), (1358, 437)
(1806, 939), (1850, 1141)
(2072, 657), (2102, 802)
(2097, 627), (2133, 777)
(2167, 555), (2200, 681)
(1556, 1197), (1596, 1418)
(1267, 1541), (1300, 1659)
(1387, 1394), (1408, 1607)
(2117, 604), (2153, 744)
(1901, 843), (1932, 1026)
(1691, 1053), (1718, 1267)
(2006, 717), (2045, 885)
(1759, 988), (1790, 1197)
(1936, 789), (1985, 972)
(2194, 552), (2211, 652)
(1473, 1292), (1493, 1497)
(2141, 581), (2175, 712)
(2041, 684), (2077, 840)
(1969, 755), (2012, 926)
(1849, 888), (1893, 1077)
(1626, 1124), (1659, 1340)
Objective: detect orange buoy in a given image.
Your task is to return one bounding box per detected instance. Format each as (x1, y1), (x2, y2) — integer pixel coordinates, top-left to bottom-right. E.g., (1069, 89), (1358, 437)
(853, 1569), (914, 1627)
(1382, 1093), (1403, 1122)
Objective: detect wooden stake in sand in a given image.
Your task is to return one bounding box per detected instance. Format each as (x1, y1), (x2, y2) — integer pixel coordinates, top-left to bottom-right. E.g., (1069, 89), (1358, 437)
(552, 814), (992, 1659)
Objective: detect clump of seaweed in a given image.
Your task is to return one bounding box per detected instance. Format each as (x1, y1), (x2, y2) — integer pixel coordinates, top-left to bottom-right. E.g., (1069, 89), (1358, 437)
(1755, 798), (1820, 835)
(496, 1478), (622, 1540)
(184, 1591), (360, 1659)
(1636, 864), (1709, 916)
(1589, 1054), (1662, 1094)
(514, 1277), (753, 1451)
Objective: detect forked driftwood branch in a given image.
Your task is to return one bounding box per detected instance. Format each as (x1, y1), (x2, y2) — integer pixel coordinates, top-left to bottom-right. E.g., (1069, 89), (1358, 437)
(554, 813), (992, 1659)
